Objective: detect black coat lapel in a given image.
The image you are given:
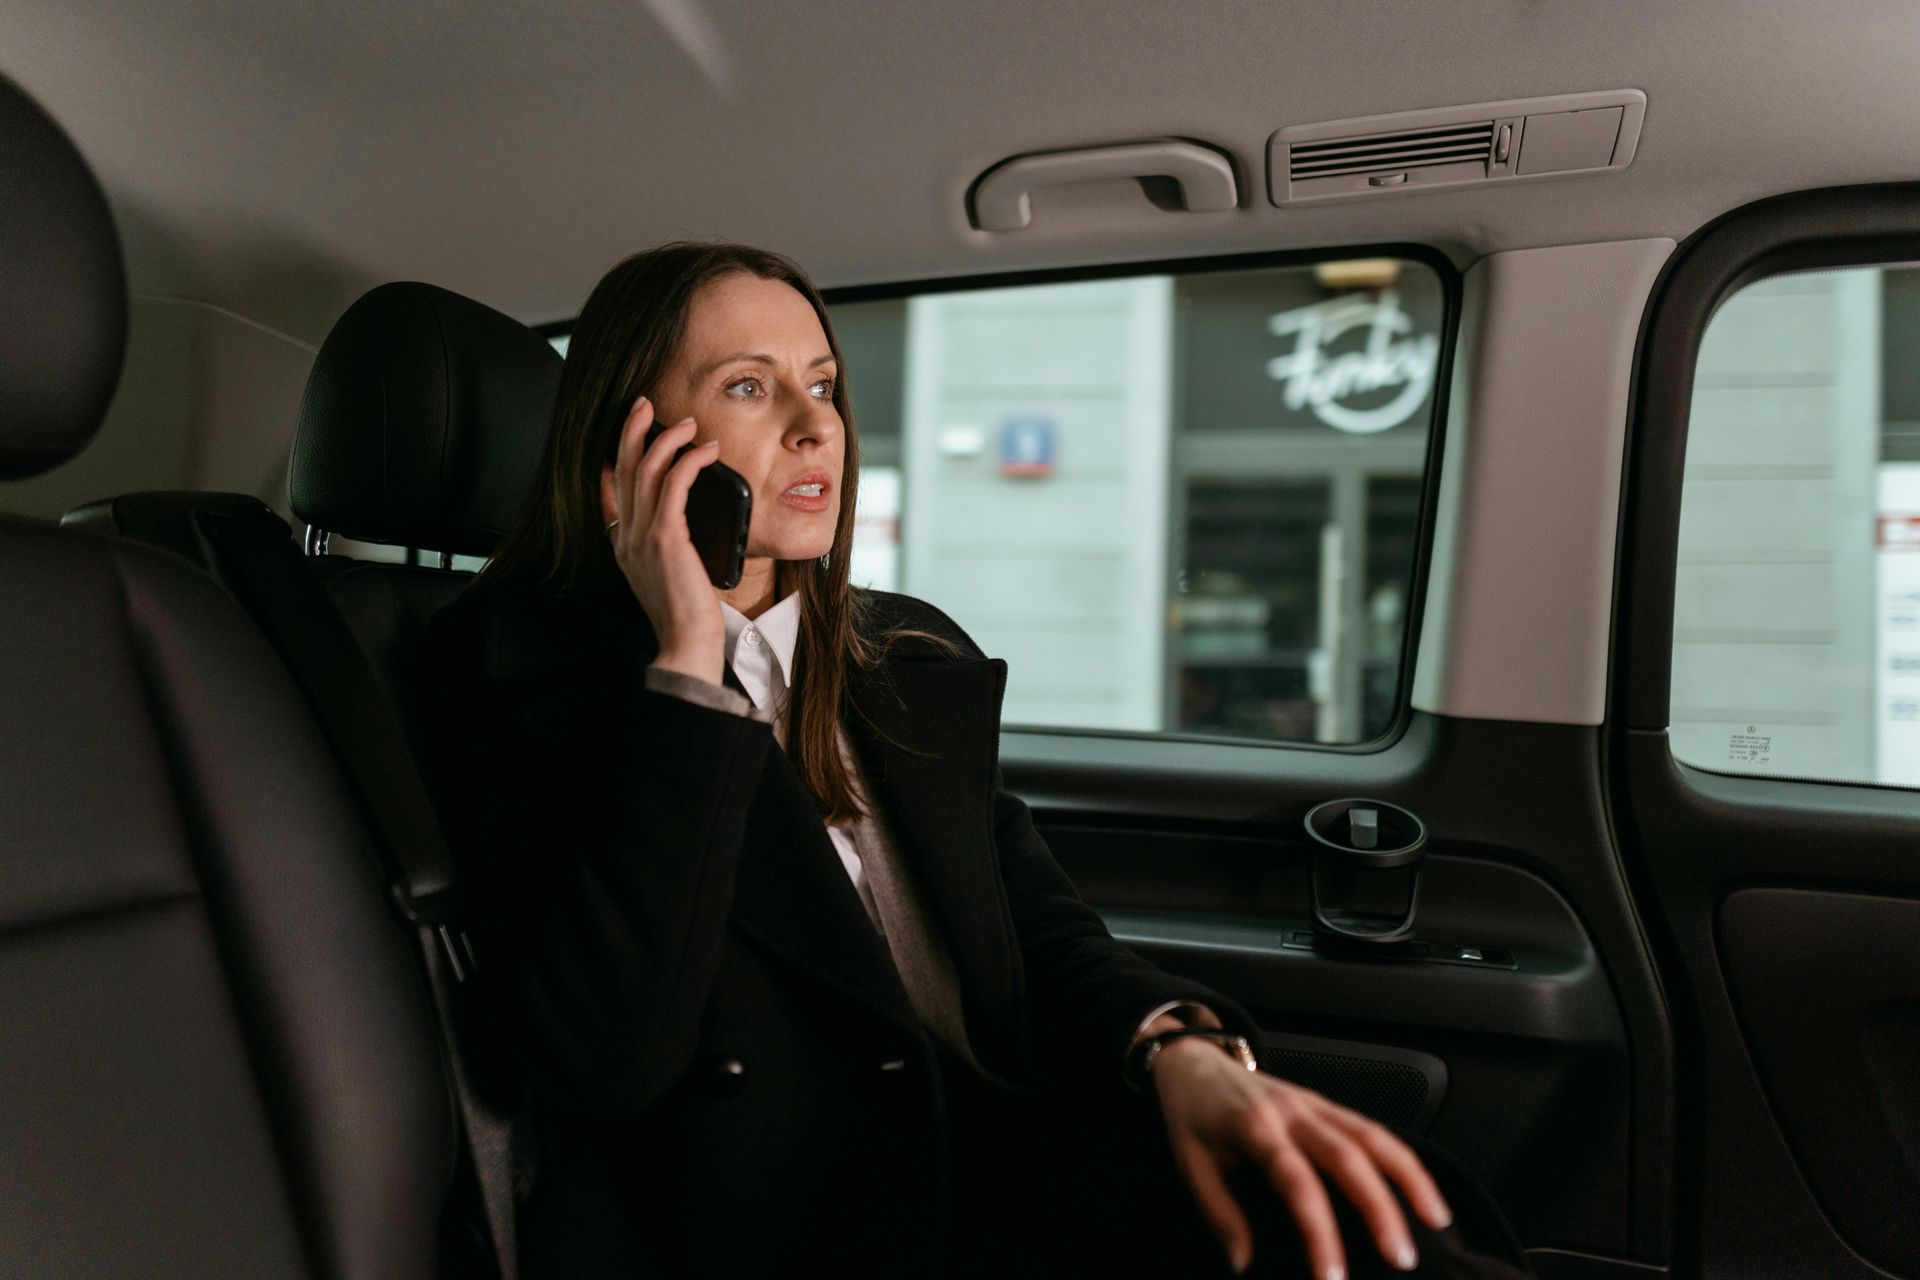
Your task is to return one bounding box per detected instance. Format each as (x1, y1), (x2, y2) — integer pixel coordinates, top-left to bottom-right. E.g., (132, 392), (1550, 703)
(847, 649), (1021, 1061)
(508, 581), (926, 1034)
(510, 582), (1015, 1044)
(726, 753), (924, 1037)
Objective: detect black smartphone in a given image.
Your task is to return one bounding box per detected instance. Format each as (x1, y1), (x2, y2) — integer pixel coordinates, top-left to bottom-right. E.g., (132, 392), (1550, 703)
(606, 399), (752, 591)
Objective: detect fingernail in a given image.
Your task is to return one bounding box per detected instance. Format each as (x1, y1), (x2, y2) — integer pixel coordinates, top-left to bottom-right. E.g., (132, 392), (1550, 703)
(1325, 1265), (1345, 1280)
(1231, 1244), (1250, 1275)
(1396, 1241), (1419, 1270)
(1432, 1203), (1453, 1231)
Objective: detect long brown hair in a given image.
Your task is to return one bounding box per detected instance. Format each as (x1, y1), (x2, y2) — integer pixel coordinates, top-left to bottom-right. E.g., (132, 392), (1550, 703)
(476, 242), (884, 822)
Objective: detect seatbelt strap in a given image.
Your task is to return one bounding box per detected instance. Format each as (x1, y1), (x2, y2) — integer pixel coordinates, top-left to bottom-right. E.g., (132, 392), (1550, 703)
(199, 504), (520, 1280)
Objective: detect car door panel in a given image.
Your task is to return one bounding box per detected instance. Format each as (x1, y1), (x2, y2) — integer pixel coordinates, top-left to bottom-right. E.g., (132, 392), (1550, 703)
(1719, 888), (1920, 1278)
(1615, 183), (1920, 1279)
(1005, 710), (1673, 1267)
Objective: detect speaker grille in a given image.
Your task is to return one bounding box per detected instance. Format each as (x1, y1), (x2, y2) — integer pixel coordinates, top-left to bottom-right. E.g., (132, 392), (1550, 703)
(1261, 1048), (1431, 1129)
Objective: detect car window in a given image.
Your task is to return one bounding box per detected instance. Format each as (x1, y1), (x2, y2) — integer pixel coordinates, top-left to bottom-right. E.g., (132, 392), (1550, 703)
(1669, 264), (1920, 784)
(820, 254), (1449, 746)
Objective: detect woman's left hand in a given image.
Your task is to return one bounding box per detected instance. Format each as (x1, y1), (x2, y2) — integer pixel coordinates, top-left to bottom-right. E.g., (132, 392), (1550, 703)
(1151, 1038), (1454, 1278)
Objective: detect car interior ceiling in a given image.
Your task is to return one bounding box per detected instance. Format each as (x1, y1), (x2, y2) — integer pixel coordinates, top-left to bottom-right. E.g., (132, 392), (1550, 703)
(8, 6), (1920, 1280)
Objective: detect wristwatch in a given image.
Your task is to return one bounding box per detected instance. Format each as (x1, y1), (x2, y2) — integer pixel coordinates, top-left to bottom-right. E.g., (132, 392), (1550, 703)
(1125, 1026), (1260, 1094)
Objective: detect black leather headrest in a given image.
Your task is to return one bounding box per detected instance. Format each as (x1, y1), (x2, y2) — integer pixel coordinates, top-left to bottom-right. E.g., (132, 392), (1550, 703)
(289, 282), (562, 556)
(0, 72), (127, 480)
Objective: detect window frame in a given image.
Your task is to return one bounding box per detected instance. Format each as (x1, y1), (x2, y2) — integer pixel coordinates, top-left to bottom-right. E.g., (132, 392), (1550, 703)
(823, 243), (1460, 757)
(1616, 181), (1920, 792)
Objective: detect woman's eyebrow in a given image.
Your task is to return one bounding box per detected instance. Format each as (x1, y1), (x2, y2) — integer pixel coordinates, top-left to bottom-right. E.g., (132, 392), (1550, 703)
(694, 351), (837, 377)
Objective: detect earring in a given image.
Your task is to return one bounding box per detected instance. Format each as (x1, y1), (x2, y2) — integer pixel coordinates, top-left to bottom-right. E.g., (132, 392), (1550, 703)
(818, 553), (830, 569)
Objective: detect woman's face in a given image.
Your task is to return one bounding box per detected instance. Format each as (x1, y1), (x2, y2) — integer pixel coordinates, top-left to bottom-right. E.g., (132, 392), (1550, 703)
(651, 273), (844, 563)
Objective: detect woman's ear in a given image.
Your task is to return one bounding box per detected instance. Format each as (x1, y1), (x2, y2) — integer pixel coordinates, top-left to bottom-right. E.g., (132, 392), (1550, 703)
(599, 462), (620, 527)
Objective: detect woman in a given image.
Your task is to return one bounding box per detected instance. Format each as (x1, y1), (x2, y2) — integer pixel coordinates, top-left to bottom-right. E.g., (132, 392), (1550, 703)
(423, 242), (1529, 1279)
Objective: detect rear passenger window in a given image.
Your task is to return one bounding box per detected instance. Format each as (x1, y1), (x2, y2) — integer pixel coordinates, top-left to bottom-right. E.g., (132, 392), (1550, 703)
(826, 255), (1449, 746)
(1669, 265), (1920, 784)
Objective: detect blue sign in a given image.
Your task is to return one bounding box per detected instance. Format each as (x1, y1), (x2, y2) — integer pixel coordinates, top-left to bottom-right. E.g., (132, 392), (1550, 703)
(997, 417), (1056, 477)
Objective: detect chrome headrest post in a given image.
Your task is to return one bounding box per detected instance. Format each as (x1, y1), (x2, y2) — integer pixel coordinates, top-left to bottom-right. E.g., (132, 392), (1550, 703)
(303, 525), (331, 557)
(438, 550), (454, 570)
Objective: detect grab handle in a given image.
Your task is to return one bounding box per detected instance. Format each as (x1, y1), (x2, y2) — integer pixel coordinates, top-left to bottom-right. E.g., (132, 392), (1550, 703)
(970, 140), (1239, 231)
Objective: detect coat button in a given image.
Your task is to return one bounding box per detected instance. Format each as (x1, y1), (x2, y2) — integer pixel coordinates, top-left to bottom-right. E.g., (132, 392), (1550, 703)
(708, 1056), (748, 1092)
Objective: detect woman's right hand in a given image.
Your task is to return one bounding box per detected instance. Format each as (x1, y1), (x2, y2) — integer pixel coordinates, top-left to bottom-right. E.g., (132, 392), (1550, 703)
(599, 395), (726, 685)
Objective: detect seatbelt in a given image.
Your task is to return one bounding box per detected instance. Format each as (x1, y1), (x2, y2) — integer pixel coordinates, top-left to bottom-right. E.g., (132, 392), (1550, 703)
(197, 502), (522, 1280)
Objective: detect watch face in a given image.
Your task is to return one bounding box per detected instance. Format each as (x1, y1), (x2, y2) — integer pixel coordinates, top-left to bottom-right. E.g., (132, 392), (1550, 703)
(1224, 1035), (1260, 1071)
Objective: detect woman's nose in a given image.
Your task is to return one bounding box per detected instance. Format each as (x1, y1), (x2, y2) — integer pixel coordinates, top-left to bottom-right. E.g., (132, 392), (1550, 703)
(786, 389), (840, 448)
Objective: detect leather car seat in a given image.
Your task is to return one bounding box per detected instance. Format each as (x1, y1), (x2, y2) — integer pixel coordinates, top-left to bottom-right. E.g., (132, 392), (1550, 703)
(0, 70), (455, 1280)
(65, 282), (564, 1280)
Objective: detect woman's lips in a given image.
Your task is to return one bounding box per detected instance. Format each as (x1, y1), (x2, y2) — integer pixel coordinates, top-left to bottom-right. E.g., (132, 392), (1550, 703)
(778, 473), (833, 513)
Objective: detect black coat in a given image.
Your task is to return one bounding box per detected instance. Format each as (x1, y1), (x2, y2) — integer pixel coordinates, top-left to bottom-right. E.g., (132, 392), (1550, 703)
(422, 580), (1253, 1275)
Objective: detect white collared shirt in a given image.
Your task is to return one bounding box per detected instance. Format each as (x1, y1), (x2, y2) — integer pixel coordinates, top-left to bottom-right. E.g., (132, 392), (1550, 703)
(719, 595), (884, 933)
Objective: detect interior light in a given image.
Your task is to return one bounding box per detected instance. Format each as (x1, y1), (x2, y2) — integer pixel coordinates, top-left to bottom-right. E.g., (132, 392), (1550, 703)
(1314, 259), (1403, 290)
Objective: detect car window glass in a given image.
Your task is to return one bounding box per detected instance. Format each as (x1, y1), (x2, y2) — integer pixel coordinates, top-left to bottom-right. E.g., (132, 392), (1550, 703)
(1670, 264), (1920, 783)
(825, 256), (1447, 746)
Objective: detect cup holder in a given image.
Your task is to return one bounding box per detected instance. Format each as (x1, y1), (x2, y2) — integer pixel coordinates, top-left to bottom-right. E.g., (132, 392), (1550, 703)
(1303, 798), (1427, 943)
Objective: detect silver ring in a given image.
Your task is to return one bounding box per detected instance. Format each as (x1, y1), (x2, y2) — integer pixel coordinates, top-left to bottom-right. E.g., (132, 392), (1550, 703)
(605, 518), (620, 534)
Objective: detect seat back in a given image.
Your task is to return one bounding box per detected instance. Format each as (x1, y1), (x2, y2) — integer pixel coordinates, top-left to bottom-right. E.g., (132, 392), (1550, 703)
(63, 281), (564, 1279)
(0, 72), (455, 1279)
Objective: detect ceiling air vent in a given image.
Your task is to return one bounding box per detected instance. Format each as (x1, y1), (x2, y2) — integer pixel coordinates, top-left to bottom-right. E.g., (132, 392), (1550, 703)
(1289, 121), (1495, 183)
(1269, 89), (1645, 206)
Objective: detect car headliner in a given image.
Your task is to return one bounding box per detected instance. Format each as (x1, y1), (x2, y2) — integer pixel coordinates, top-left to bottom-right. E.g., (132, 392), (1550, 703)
(1, 1), (1914, 342)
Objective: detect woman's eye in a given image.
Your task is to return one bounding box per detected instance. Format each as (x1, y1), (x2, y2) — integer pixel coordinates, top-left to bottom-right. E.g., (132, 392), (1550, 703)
(724, 377), (763, 399)
(809, 377), (836, 401)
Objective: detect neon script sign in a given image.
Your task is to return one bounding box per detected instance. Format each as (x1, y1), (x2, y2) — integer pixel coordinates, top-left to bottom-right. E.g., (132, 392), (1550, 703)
(1265, 290), (1440, 434)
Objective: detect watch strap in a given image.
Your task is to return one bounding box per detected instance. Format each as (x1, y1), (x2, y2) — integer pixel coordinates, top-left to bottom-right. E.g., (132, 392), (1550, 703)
(1125, 1026), (1259, 1093)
